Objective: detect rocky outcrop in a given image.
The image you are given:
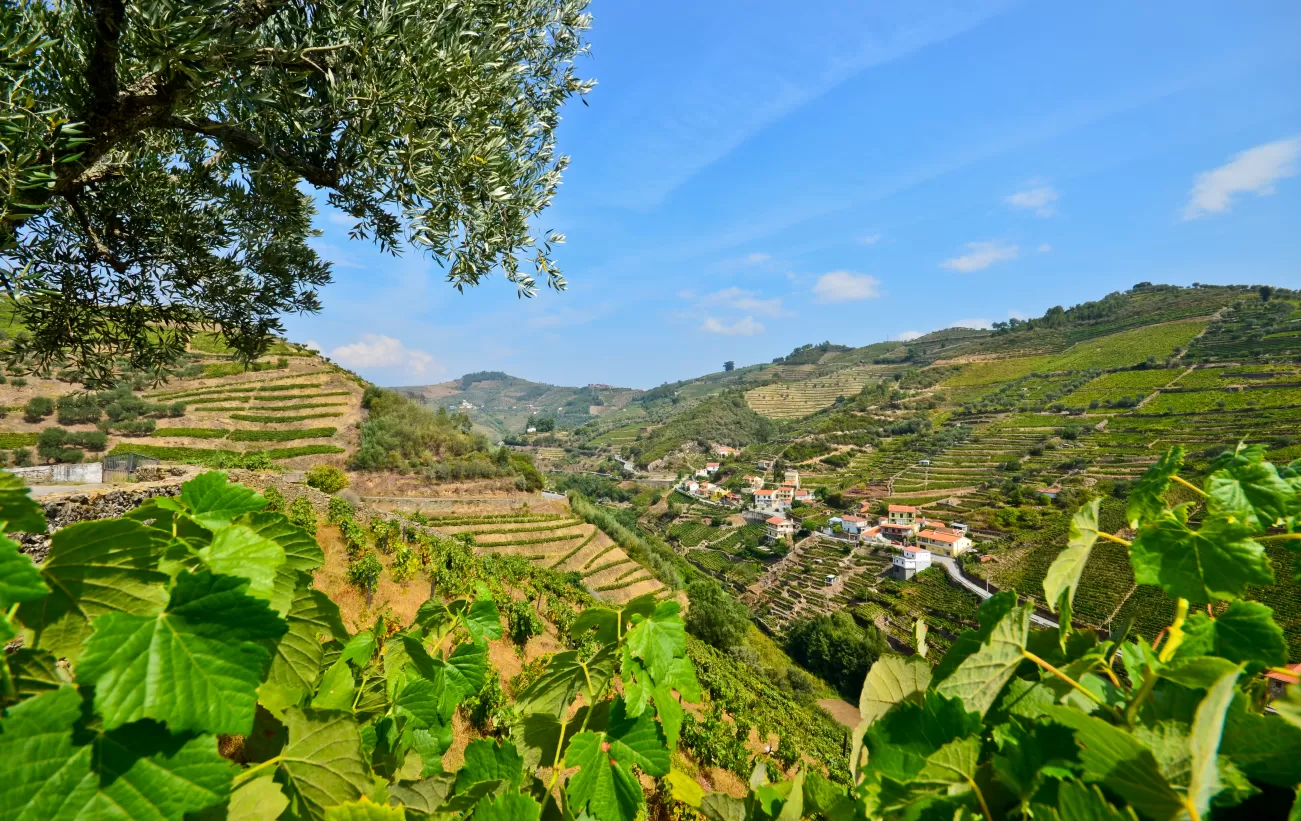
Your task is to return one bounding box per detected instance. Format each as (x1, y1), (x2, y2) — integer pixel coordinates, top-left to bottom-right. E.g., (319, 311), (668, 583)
(14, 484), (184, 562)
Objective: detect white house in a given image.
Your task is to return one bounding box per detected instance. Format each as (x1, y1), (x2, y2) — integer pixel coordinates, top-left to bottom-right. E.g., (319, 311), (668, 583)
(783, 469), (800, 488)
(839, 514), (871, 535)
(765, 515), (796, 540)
(754, 489), (788, 511)
(917, 528), (972, 557)
(704, 462), (720, 474)
(792, 488), (813, 503)
(892, 545), (932, 579)
(756, 459), (774, 470)
(694, 468), (710, 479)
(744, 475), (765, 490)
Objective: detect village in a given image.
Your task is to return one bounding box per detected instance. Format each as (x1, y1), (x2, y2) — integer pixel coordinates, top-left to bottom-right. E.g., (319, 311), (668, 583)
(675, 444), (974, 582)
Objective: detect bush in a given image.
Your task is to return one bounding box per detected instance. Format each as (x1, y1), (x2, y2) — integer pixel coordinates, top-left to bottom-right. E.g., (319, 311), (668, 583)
(391, 544), (420, 583)
(327, 496), (354, 524)
(685, 579), (751, 653)
(11, 377), (26, 387)
(36, 427), (100, 461)
(262, 485), (285, 512)
(784, 610), (890, 699)
(103, 418), (157, 436)
(56, 394), (102, 425)
(13, 448), (33, 466)
(23, 396), (55, 423)
(346, 549), (382, 593)
(287, 496), (317, 533)
(505, 599), (545, 646)
(305, 464), (349, 494)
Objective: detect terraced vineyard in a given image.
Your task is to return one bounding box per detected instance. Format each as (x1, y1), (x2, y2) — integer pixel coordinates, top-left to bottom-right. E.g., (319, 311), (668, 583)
(745, 365), (897, 418)
(409, 502), (667, 604)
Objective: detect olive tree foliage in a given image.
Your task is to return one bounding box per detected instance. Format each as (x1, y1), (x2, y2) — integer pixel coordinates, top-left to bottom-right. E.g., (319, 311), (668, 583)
(0, 0), (593, 385)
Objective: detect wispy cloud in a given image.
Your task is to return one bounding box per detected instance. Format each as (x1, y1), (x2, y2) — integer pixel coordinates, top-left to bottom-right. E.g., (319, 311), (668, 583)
(302, 339), (321, 351)
(310, 241), (365, 270)
(1005, 183), (1059, 217)
(813, 271), (882, 302)
(330, 334), (442, 378)
(1007, 310), (1030, 321)
(701, 316), (765, 336)
(894, 330), (924, 341)
(951, 317), (993, 330)
(1037, 243), (1053, 253)
(941, 241), (1019, 272)
(857, 233), (883, 246)
(1183, 137), (1301, 219)
(696, 286), (786, 317)
(744, 252), (772, 265)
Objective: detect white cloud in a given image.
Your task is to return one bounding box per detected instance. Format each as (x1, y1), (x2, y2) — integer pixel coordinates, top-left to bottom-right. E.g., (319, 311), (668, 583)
(1007, 310), (1030, 321)
(744, 252), (772, 265)
(1005, 184), (1059, 217)
(330, 334), (441, 378)
(951, 318), (993, 330)
(1183, 137), (1301, 219)
(813, 271), (882, 302)
(699, 286), (786, 317)
(302, 340), (321, 351)
(701, 316), (765, 336)
(327, 212), (356, 227)
(1037, 243), (1053, 253)
(941, 241), (1019, 272)
(894, 330), (924, 341)
(858, 233), (883, 246)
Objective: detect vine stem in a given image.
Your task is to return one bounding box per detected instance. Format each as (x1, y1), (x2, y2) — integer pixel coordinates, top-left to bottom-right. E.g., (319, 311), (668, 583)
(1170, 475), (1208, 497)
(233, 755), (282, 786)
(967, 776), (993, 820)
(1260, 533), (1301, 543)
(1158, 598), (1190, 663)
(1021, 650), (1107, 710)
(1097, 531), (1132, 547)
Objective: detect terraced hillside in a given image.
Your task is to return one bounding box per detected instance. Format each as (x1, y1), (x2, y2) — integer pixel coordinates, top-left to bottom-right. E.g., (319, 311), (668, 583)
(395, 501), (668, 604)
(0, 335), (362, 469)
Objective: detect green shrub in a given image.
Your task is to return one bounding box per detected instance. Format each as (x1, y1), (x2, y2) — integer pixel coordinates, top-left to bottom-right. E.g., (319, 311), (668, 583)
(227, 427), (336, 442)
(10, 376), (26, 387)
(56, 394), (101, 425)
(327, 496), (354, 524)
(230, 412), (344, 423)
(505, 598), (545, 646)
(12, 447), (33, 466)
(37, 427), (101, 461)
(262, 485), (285, 513)
(346, 549), (382, 593)
(305, 463), (349, 493)
(287, 496), (317, 533)
(391, 544), (420, 583)
(103, 418), (157, 436)
(150, 427), (227, 439)
(23, 396), (54, 423)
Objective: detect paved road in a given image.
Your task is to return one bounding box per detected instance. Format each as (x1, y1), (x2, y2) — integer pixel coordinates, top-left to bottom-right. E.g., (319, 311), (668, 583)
(932, 555), (1059, 629)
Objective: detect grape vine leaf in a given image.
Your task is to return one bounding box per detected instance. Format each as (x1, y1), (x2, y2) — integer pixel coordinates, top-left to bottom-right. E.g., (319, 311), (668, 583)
(1127, 446), (1184, 528)
(914, 619), (929, 659)
(471, 793), (542, 821)
(513, 702), (609, 770)
(0, 471), (47, 533)
(624, 600), (686, 683)
(323, 798), (407, 820)
(17, 518), (170, 662)
(1044, 706), (1185, 820)
(1130, 512), (1273, 603)
(859, 655), (933, 729)
(1174, 600), (1288, 668)
(916, 736), (982, 787)
(265, 584), (351, 712)
(342, 630), (378, 666)
(197, 523), (286, 602)
(0, 534), (47, 607)
(1044, 498), (1101, 613)
(570, 606), (619, 645)
(5, 647), (68, 701)
(1220, 694), (1301, 787)
(990, 719), (1079, 801)
(0, 687), (236, 821)
(181, 471), (268, 529)
(241, 511), (325, 615)
(228, 776), (291, 821)
(863, 692), (982, 784)
(935, 604), (1031, 717)
(312, 660), (357, 711)
(1206, 443), (1297, 529)
(389, 774), (455, 815)
(456, 738), (525, 793)
(463, 587), (504, 643)
(278, 708), (374, 820)
(932, 592), (1017, 686)
(1055, 781), (1139, 821)
(1186, 666), (1241, 821)
(445, 639), (489, 699)
(565, 698), (670, 821)
(514, 648), (614, 719)
(78, 570), (287, 735)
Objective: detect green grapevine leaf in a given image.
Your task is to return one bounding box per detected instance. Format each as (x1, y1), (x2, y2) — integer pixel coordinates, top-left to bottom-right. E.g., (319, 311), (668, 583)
(570, 605), (619, 644)
(1130, 513), (1274, 603)
(181, 471), (267, 529)
(1044, 706), (1185, 820)
(78, 570), (287, 734)
(241, 511), (325, 615)
(265, 583), (351, 711)
(0, 687), (236, 821)
(197, 523), (286, 602)
(1186, 666), (1241, 821)
(471, 793), (541, 821)
(1206, 443), (1298, 529)
(1127, 446), (1184, 528)
(456, 738), (525, 793)
(1274, 685), (1301, 731)
(5, 647), (68, 701)
(323, 799), (407, 820)
(1159, 656), (1240, 690)
(228, 776), (291, 821)
(1175, 600), (1288, 668)
(700, 793), (747, 821)
(463, 586), (504, 642)
(665, 770), (704, 806)
(0, 471), (47, 533)
(624, 600), (686, 684)
(914, 618), (928, 659)
(932, 591), (1017, 685)
(1220, 694), (1301, 787)
(991, 719), (1079, 801)
(389, 774), (455, 815)
(445, 639), (489, 699)
(0, 534), (48, 607)
(1044, 498), (1101, 613)
(565, 699), (670, 821)
(313, 660), (357, 711)
(514, 648), (614, 718)
(863, 692), (982, 784)
(513, 702), (609, 770)
(916, 736), (981, 786)
(935, 604), (1031, 717)
(17, 518), (169, 661)
(342, 630), (378, 666)
(859, 654), (932, 729)
(1055, 781), (1139, 821)
(279, 708), (374, 820)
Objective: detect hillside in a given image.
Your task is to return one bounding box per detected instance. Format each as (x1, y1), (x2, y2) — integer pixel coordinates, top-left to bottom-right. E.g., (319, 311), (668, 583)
(545, 283), (1301, 659)
(0, 333), (363, 471)
(395, 372), (642, 438)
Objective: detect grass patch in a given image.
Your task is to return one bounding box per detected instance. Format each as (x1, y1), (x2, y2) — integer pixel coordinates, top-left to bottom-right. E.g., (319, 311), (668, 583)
(226, 427), (337, 442)
(1041, 320), (1207, 371)
(0, 432), (40, 448)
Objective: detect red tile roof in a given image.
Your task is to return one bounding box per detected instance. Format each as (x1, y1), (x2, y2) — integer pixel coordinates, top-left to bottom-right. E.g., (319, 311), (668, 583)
(1266, 663), (1301, 684)
(888, 504), (918, 513)
(919, 529), (962, 544)
(766, 516), (788, 525)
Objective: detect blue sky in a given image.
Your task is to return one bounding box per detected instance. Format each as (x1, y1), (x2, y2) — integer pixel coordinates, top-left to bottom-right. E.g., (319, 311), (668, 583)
(285, 0), (1301, 389)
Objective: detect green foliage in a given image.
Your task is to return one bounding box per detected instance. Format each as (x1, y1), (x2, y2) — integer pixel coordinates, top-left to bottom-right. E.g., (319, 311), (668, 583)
(1, 0), (592, 386)
(227, 427), (338, 442)
(231, 412), (345, 423)
(109, 443), (343, 466)
(22, 395), (54, 423)
(263, 485), (286, 513)
(685, 579), (752, 652)
(632, 392), (778, 467)
(306, 464), (350, 494)
(346, 550), (382, 594)
(785, 611), (891, 700)
(288, 497), (318, 534)
(569, 492), (690, 588)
